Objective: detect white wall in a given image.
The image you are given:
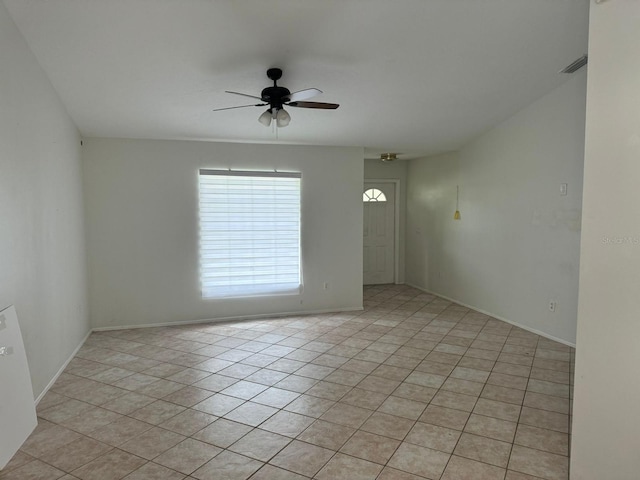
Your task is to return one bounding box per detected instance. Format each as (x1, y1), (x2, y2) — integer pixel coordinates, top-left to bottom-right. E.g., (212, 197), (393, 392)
(406, 72), (586, 345)
(405, 151), (459, 298)
(83, 138), (364, 328)
(0, 3), (89, 397)
(571, 1), (640, 478)
(364, 159), (407, 283)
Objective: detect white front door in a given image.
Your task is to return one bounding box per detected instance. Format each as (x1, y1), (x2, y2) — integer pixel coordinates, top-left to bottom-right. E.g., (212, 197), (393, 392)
(363, 182), (395, 285)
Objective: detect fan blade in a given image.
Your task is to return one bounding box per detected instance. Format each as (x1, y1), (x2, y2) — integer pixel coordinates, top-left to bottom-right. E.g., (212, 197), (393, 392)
(288, 101), (339, 110)
(225, 91), (263, 101)
(213, 103), (266, 112)
(287, 88), (322, 102)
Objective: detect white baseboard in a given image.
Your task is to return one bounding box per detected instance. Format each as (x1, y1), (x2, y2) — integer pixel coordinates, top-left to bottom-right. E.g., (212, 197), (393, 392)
(406, 283), (576, 348)
(34, 328), (93, 406)
(91, 306), (365, 332)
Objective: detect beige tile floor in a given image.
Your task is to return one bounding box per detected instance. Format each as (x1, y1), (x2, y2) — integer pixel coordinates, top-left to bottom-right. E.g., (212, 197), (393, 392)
(1, 285), (574, 480)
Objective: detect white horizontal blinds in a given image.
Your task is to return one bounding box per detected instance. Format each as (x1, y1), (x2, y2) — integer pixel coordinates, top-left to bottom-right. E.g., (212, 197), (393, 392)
(199, 170), (301, 297)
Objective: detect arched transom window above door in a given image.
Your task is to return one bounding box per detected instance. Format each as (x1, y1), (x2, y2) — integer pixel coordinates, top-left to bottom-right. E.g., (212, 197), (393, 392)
(363, 188), (387, 202)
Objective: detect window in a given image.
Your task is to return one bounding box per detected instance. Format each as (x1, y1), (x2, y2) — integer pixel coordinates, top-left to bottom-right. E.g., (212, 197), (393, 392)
(198, 170), (301, 298)
(363, 188), (387, 202)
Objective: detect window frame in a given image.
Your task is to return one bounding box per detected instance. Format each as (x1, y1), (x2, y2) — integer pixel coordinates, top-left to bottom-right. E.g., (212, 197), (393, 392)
(198, 169), (302, 299)
(363, 188), (387, 202)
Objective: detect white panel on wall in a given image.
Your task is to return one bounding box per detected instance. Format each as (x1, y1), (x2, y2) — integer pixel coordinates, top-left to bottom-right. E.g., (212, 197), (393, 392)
(0, 306), (37, 469)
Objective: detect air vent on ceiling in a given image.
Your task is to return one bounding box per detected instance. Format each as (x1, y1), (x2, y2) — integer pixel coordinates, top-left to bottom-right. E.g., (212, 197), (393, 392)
(560, 55), (588, 74)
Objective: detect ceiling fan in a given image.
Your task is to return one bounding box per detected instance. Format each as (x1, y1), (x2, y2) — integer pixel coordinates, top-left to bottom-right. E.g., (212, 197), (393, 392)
(214, 68), (339, 128)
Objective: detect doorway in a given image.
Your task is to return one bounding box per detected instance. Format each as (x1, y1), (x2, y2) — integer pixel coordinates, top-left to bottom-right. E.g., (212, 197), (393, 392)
(363, 181), (397, 285)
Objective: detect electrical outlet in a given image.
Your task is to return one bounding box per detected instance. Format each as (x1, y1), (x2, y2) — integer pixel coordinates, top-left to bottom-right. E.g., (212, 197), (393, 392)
(549, 301), (556, 312)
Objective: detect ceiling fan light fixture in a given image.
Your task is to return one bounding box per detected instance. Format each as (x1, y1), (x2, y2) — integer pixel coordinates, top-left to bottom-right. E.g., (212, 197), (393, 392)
(258, 109), (273, 126)
(381, 153), (398, 162)
(276, 108), (291, 128)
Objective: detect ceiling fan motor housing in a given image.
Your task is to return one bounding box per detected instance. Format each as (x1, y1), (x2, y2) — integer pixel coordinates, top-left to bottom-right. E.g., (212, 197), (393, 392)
(262, 68), (292, 110)
(261, 86), (291, 110)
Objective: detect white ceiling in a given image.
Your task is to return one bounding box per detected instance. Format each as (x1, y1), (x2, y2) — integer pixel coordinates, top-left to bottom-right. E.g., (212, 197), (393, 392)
(4, 0), (589, 159)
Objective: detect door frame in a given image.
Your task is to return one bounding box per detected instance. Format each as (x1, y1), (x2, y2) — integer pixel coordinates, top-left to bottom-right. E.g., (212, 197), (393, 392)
(363, 179), (401, 284)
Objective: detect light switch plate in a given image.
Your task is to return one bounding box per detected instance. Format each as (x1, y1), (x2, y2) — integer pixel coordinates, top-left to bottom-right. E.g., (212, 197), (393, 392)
(560, 183), (568, 196)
